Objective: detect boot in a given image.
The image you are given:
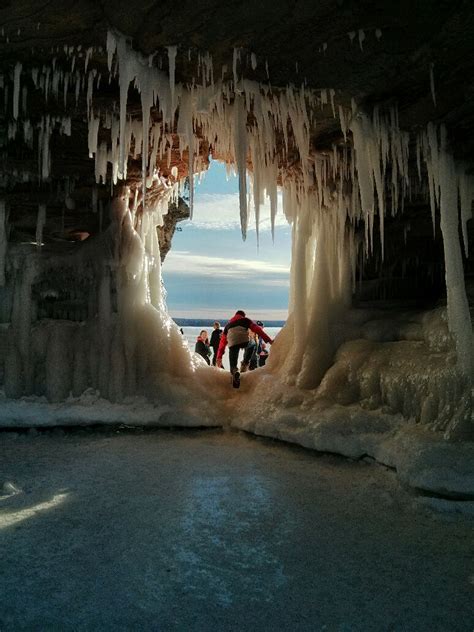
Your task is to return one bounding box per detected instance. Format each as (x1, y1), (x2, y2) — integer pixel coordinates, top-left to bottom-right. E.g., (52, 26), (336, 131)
(231, 367), (240, 388)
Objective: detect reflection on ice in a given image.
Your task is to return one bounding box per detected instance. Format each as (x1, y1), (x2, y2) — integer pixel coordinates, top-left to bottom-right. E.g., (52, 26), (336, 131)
(0, 492), (68, 529)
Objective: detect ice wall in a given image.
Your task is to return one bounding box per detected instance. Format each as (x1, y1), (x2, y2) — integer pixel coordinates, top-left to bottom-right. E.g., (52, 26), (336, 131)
(1, 185), (200, 403)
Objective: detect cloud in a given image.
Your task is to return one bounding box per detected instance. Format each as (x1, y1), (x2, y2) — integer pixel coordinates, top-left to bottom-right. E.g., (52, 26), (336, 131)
(169, 307), (288, 320)
(163, 251), (290, 281)
(183, 192), (288, 231)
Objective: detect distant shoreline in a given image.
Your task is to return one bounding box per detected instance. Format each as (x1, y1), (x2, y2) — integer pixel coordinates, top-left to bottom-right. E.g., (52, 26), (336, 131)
(173, 318), (286, 328)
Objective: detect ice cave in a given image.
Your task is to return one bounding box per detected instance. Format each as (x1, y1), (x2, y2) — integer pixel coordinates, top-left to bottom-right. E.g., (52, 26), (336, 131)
(0, 2), (474, 627)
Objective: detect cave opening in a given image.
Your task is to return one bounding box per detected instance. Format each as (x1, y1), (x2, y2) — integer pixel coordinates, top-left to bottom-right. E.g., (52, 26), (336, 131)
(161, 158), (290, 370)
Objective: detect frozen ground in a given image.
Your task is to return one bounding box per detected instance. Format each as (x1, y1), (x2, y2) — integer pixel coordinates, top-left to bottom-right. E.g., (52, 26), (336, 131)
(0, 429), (473, 631)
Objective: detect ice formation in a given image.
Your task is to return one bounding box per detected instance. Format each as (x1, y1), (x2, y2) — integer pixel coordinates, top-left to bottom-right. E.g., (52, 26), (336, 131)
(35, 204), (46, 248)
(0, 30), (472, 437)
(2, 184), (201, 404)
(429, 62), (436, 107)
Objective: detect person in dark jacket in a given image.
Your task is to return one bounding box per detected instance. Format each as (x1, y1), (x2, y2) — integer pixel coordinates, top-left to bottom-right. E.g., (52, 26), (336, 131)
(209, 321), (223, 367)
(195, 330), (211, 365)
(217, 310), (273, 387)
(258, 341), (269, 367)
(242, 330), (258, 372)
(255, 320), (269, 367)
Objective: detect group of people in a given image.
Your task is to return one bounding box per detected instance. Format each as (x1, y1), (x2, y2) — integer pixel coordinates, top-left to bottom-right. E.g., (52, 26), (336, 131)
(194, 310), (274, 388)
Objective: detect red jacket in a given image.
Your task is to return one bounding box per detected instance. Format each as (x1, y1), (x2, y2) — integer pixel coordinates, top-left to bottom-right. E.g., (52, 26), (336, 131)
(217, 314), (273, 360)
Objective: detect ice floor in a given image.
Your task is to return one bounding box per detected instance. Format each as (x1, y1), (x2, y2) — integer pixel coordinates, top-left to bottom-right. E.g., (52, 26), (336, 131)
(0, 429), (473, 631)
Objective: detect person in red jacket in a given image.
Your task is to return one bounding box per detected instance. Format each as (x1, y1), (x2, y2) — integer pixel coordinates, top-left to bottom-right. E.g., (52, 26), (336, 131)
(217, 310), (273, 388)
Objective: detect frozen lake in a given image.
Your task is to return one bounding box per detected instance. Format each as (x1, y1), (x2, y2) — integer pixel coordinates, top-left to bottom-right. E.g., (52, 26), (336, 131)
(0, 429), (473, 630)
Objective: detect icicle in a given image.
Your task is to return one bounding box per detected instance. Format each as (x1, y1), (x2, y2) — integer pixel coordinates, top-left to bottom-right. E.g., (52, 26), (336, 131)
(88, 114), (100, 157)
(351, 98), (357, 117)
(234, 94), (248, 239)
(86, 69), (97, 117)
(63, 71), (69, 107)
(338, 105), (347, 141)
(106, 31), (116, 73)
(31, 67), (39, 88)
(38, 115), (52, 180)
(13, 62), (22, 119)
(84, 47), (93, 73)
(269, 173), (278, 242)
(348, 31), (356, 44)
(329, 89), (336, 118)
(140, 72), (154, 211)
(250, 52), (257, 70)
(36, 204), (46, 248)
(375, 28), (382, 40)
(233, 48), (240, 89)
(429, 62), (436, 107)
(358, 29), (365, 51)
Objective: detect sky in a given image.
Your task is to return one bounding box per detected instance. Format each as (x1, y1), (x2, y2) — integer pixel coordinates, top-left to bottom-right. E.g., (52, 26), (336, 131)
(162, 161), (292, 320)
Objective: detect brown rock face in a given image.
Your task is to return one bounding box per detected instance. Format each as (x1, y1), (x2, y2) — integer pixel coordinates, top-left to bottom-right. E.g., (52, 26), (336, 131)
(158, 197), (190, 262)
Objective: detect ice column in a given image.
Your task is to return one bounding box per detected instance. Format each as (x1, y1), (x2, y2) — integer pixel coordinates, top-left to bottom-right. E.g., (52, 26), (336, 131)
(36, 204), (46, 247)
(437, 130), (473, 378)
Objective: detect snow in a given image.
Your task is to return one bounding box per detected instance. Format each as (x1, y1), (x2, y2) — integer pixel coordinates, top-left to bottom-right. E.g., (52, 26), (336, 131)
(0, 388), (215, 427)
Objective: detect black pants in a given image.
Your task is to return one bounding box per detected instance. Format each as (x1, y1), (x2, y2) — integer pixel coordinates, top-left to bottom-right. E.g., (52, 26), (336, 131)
(229, 342), (249, 372)
(243, 343), (258, 370)
(211, 347), (219, 366)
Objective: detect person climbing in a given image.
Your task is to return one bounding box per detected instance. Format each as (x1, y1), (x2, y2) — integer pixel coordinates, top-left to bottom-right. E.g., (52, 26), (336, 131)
(216, 310), (273, 388)
(195, 330), (211, 365)
(209, 321), (223, 367)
